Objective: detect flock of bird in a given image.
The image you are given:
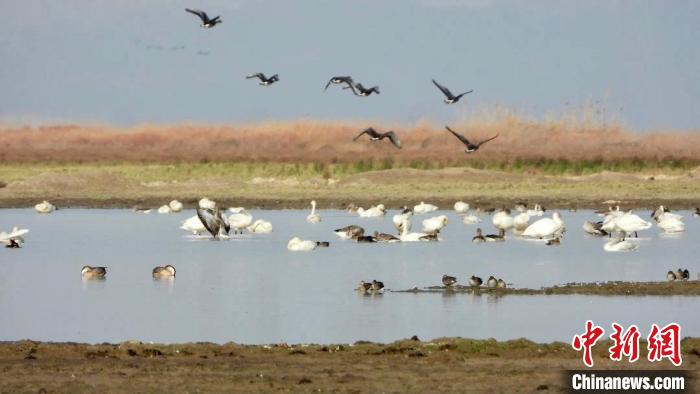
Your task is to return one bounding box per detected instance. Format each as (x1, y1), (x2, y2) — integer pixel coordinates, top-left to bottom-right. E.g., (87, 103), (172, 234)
(182, 8), (498, 153)
(3, 197), (696, 289)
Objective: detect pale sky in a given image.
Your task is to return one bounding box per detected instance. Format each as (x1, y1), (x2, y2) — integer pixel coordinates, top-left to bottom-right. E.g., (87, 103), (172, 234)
(1, 0), (699, 131)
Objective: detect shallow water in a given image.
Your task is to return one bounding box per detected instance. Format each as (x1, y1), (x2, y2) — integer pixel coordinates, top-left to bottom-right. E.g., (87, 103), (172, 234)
(0, 208), (698, 344)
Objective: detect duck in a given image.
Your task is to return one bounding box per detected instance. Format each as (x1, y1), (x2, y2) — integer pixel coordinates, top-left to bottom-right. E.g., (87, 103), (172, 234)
(353, 234), (377, 243)
(522, 212), (565, 239)
(486, 276), (498, 288)
(667, 270), (677, 282)
(357, 204), (386, 218)
(492, 208), (514, 231)
(371, 280), (385, 292)
(546, 237), (561, 246)
(454, 201), (470, 213)
(81, 265), (107, 279)
(393, 206), (413, 234)
(247, 219), (273, 233)
(373, 231), (400, 243)
(399, 218), (432, 242)
(462, 213), (481, 224)
(334, 225), (365, 239)
(583, 221), (608, 236)
(246, 73), (279, 86)
(197, 207), (230, 239)
(306, 200), (321, 223)
(432, 79), (473, 104)
(357, 281), (372, 293)
(422, 215), (448, 234)
(180, 215), (207, 235)
(158, 205), (172, 214)
(496, 279), (507, 289)
(442, 275), (457, 288)
(413, 201), (438, 214)
(469, 275), (483, 287)
(34, 200), (56, 214)
(485, 228), (506, 242)
(675, 268), (690, 281)
(185, 8), (222, 28)
(152, 265), (176, 278)
(603, 238), (639, 252)
(0, 227), (29, 247)
(168, 200), (183, 213)
(287, 237), (319, 251)
(228, 209), (253, 234)
(472, 228), (486, 243)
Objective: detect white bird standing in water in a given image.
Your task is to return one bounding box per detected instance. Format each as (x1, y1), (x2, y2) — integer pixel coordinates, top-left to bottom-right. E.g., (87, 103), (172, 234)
(454, 201), (470, 213)
(522, 212), (565, 239)
(307, 200), (321, 223)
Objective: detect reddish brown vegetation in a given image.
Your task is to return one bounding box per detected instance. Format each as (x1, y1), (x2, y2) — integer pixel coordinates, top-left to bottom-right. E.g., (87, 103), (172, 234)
(1, 119), (699, 165)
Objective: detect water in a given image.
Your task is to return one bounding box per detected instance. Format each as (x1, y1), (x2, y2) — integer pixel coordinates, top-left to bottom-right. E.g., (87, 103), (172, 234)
(0, 208), (697, 344)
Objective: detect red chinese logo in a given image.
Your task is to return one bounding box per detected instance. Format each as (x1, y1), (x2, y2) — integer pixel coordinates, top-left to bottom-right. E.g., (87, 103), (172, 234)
(608, 323), (640, 363)
(647, 323), (682, 366)
(572, 320), (605, 367)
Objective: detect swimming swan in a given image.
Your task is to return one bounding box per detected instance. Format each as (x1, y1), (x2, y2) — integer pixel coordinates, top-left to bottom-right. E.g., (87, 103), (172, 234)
(413, 201), (438, 214)
(454, 201), (470, 213)
(393, 207), (412, 233)
(399, 218), (432, 242)
(168, 200), (183, 212)
(247, 219), (273, 233)
(357, 204), (386, 217)
(306, 200), (321, 223)
(0, 227), (29, 247)
(287, 237), (319, 251)
(180, 215), (207, 235)
(228, 209), (253, 234)
(34, 201), (56, 214)
(422, 215), (448, 234)
(604, 238), (639, 252)
(492, 209), (514, 231)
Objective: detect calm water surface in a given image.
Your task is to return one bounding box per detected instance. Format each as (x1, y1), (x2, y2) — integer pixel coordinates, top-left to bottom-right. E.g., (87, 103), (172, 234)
(0, 208), (697, 344)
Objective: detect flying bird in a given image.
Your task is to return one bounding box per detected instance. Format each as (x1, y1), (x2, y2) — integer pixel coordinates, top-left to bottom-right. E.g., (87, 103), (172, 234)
(324, 76), (357, 94)
(185, 8), (222, 28)
(246, 73), (280, 86)
(432, 79), (473, 104)
(344, 82), (380, 96)
(353, 127), (401, 149)
(445, 126), (498, 153)
(196, 208), (230, 238)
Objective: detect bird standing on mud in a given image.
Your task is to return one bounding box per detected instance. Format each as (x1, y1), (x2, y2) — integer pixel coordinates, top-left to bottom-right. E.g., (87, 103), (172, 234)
(246, 73), (280, 86)
(445, 126), (499, 153)
(432, 79), (473, 104)
(353, 127), (402, 149)
(185, 9), (222, 28)
(442, 275), (457, 288)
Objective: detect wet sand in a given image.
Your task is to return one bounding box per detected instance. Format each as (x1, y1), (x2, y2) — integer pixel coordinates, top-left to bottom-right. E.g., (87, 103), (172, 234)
(1, 338), (697, 392)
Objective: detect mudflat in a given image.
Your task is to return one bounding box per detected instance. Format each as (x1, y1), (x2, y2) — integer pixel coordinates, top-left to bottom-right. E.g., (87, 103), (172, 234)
(1, 338), (697, 393)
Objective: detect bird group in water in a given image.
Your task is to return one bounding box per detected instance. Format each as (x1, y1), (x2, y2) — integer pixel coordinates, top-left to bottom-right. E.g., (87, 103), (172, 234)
(442, 274), (506, 289)
(80, 265), (177, 280)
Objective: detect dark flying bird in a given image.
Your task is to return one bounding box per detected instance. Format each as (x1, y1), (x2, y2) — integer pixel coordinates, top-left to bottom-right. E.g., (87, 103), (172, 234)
(445, 126), (499, 153)
(196, 208), (230, 238)
(353, 127), (401, 149)
(432, 79), (473, 104)
(246, 73), (280, 86)
(324, 76), (357, 94)
(185, 8), (222, 28)
(344, 82), (380, 96)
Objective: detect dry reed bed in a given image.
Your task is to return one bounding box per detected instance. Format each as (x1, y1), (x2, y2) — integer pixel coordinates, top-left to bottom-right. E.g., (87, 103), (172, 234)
(2, 119), (700, 165)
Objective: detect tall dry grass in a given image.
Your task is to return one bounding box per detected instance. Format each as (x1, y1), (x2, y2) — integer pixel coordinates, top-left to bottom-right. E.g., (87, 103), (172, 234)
(1, 114), (699, 170)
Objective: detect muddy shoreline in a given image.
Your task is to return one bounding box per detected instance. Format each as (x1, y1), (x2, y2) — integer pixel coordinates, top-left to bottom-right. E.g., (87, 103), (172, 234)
(0, 338), (697, 392)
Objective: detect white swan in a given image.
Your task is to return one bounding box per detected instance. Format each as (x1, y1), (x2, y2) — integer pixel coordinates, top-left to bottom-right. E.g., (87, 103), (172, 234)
(399, 218), (431, 242)
(34, 201), (55, 214)
(168, 200), (183, 212)
(656, 213), (685, 233)
(526, 204), (544, 217)
(454, 201), (470, 213)
(604, 238), (639, 252)
(306, 200), (321, 223)
(229, 209), (253, 234)
(413, 201), (438, 214)
(247, 219), (273, 233)
(287, 237), (317, 251)
(422, 215), (448, 234)
(357, 204), (386, 218)
(180, 215), (207, 235)
(393, 207), (412, 233)
(492, 209), (514, 231)
(601, 211), (651, 237)
(522, 212), (565, 239)
(198, 198), (217, 210)
(158, 205), (172, 214)
(512, 212), (530, 234)
(0, 226), (29, 246)
(461, 213), (481, 224)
